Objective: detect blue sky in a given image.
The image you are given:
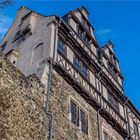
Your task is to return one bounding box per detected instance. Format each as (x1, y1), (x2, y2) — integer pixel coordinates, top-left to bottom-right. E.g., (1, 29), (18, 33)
(0, 0), (140, 110)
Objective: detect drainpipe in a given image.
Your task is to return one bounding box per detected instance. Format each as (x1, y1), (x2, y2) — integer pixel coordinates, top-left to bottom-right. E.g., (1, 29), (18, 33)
(97, 73), (103, 140)
(124, 98), (129, 140)
(97, 94), (103, 140)
(45, 18), (60, 140)
(97, 49), (104, 140)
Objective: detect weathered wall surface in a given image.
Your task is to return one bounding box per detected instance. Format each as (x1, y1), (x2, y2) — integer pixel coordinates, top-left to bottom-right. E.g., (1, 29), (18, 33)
(0, 56), (50, 140)
(0, 54), (124, 140)
(49, 71), (124, 140)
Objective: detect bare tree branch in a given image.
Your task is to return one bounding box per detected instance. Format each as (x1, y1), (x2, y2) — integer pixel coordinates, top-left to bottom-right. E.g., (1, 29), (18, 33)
(0, 0), (13, 9)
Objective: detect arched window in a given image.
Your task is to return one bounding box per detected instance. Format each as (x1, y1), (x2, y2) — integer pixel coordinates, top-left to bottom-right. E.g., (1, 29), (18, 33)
(32, 43), (44, 63)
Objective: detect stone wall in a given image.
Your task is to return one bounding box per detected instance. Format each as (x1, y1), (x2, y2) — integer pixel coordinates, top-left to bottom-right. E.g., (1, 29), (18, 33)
(0, 54), (124, 140)
(0, 56), (50, 140)
(49, 71), (124, 140)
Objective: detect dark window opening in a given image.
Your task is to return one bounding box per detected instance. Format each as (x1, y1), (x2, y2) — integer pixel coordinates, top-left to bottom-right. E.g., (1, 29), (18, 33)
(78, 27), (83, 39)
(63, 15), (68, 24)
(13, 61), (16, 65)
(134, 121), (139, 136)
(1, 42), (7, 51)
(74, 56), (81, 70)
(108, 92), (119, 112)
(85, 35), (90, 47)
(82, 64), (89, 78)
(82, 16), (90, 33)
(109, 51), (116, 65)
(74, 56), (89, 78)
(80, 110), (88, 134)
(108, 62), (118, 78)
(13, 30), (21, 42)
(58, 38), (65, 54)
(70, 101), (78, 126)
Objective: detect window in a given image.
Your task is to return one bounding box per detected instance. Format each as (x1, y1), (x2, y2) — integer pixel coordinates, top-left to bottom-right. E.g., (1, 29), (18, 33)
(0, 42), (7, 51)
(85, 35), (90, 47)
(74, 56), (81, 70)
(74, 56), (89, 78)
(13, 30), (21, 42)
(70, 101), (78, 126)
(32, 43), (44, 63)
(82, 64), (89, 77)
(114, 99), (119, 112)
(80, 110), (88, 134)
(82, 16), (90, 33)
(108, 62), (118, 78)
(108, 92), (119, 112)
(70, 100), (88, 135)
(103, 131), (109, 140)
(109, 51), (116, 65)
(58, 38), (65, 54)
(78, 27), (83, 39)
(133, 121), (139, 136)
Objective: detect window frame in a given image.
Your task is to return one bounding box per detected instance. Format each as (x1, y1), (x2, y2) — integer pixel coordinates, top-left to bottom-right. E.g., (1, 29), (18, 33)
(69, 99), (88, 135)
(133, 121), (139, 137)
(108, 92), (120, 112)
(0, 42), (7, 51)
(73, 55), (89, 78)
(77, 25), (84, 39)
(57, 38), (66, 54)
(102, 128), (116, 140)
(70, 100), (79, 126)
(80, 109), (88, 134)
(32, 43), (44, 63)
(103, 130), (109, 140)
(13, 30), (21, 42)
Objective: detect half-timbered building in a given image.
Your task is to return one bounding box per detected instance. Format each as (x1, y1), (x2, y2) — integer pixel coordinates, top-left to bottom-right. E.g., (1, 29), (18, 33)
(0, 6), (140, 140)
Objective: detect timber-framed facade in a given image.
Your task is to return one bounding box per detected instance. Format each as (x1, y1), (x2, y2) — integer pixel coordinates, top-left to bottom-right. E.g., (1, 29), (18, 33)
(0, 5), (140, 140)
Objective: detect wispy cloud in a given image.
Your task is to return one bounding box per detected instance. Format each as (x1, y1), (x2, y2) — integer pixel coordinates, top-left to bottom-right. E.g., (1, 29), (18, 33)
(96, 28), (112, 36)
(0, 15), (13, 40)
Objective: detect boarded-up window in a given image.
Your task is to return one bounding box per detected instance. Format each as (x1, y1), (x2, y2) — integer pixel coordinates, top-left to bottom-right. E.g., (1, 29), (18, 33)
(32, 43), (44, 63)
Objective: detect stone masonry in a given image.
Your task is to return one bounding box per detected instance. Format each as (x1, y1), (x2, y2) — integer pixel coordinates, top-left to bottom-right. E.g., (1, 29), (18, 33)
(0, 52), (125, 140)
(0, 54), (50, 140)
